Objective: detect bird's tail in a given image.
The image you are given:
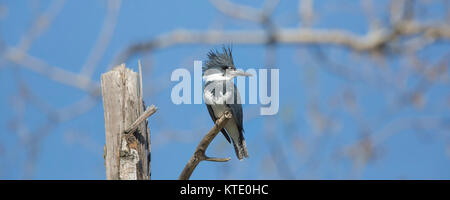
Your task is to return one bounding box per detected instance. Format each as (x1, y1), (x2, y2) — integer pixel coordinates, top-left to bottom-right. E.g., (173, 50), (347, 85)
(232, 138), (249, 160)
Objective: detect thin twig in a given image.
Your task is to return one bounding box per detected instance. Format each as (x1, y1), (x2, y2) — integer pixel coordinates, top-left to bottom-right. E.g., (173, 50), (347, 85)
(178, 111), (232, 180)
(209, 0), (263, 23)
(124, 105), (157, 134)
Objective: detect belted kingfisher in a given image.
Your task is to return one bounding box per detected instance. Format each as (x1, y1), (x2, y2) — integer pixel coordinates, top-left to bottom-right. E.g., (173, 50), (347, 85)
(203, 47), (252, 160)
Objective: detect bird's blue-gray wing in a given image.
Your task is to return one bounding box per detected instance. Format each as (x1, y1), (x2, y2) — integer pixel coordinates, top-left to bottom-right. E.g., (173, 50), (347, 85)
(206, 103), (231, 143)
(227, 84), (244, 135)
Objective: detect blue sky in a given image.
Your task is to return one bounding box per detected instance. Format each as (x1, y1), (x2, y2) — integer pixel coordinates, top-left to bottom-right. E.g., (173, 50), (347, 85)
(0, 0), (449, 179)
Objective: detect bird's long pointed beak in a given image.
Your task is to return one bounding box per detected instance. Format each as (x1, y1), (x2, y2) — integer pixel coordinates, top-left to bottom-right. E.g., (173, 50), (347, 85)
(229, 69), (253, 77)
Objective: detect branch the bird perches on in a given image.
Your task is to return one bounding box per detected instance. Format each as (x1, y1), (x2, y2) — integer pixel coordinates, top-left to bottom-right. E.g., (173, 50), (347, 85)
(179, 110), (233, 180)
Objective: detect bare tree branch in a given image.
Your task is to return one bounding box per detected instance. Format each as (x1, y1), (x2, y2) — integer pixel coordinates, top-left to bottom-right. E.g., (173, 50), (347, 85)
(80, 0), (122, 77)
(179, 111), (232, 180)
(124, 105), (157, 134)
(17, 0), (66, 52)
(209, 0), (264, 23)
(4, 47), (99, 93)
(115, 21), (450, 64)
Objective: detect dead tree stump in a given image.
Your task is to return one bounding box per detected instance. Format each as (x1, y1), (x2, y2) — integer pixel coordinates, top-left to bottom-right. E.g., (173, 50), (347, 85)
(101, 63), (155, 180)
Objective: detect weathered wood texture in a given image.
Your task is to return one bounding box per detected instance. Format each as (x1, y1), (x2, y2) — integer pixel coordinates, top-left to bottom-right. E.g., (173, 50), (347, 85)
(101, 64), (151, 180)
